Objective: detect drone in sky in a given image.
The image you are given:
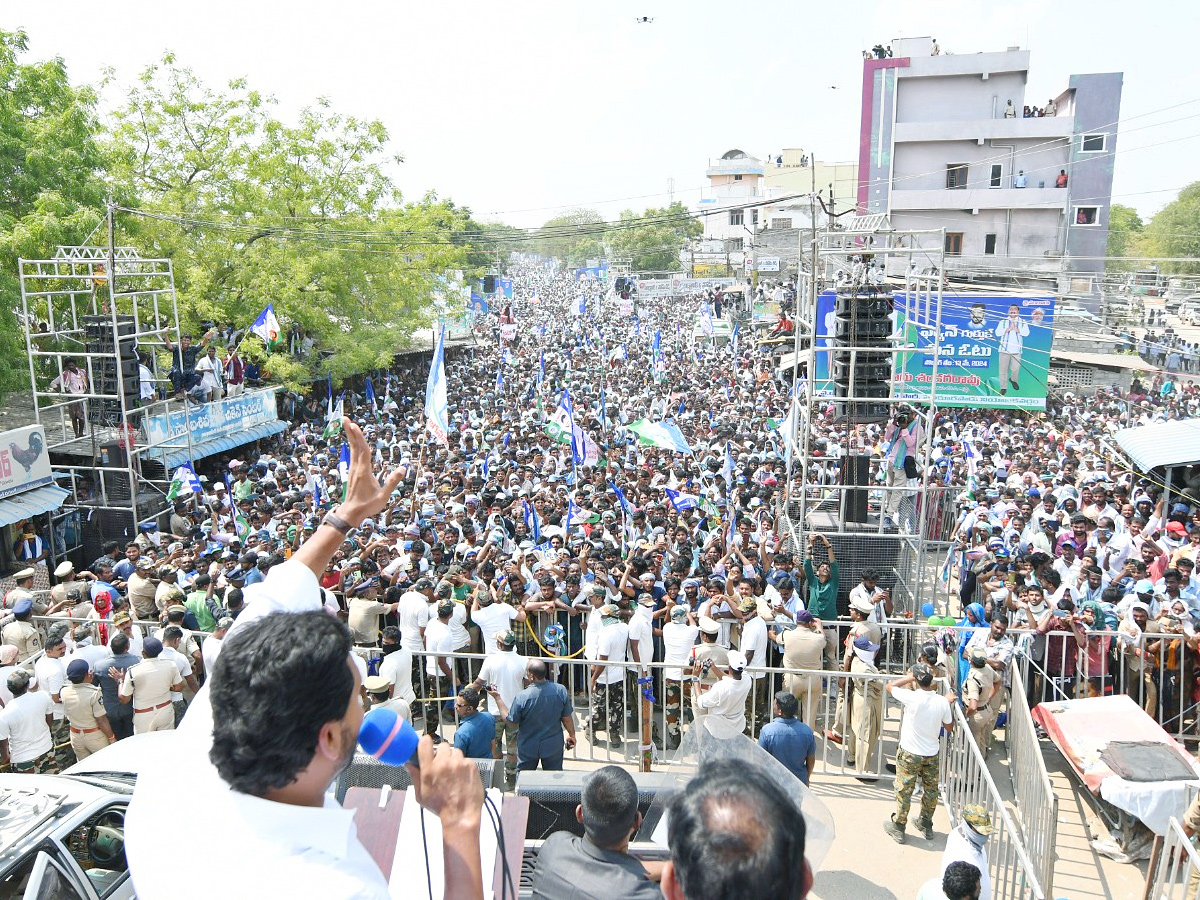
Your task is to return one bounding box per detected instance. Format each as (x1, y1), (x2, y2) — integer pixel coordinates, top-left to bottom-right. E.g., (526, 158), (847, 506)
(635, 16), (654, 23)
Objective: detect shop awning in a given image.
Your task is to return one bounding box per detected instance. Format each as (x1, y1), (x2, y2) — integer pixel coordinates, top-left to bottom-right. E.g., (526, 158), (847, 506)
(1114, 419), (1200, 471)
(150, 419), (289, 469)
(0, 485), (70, 528)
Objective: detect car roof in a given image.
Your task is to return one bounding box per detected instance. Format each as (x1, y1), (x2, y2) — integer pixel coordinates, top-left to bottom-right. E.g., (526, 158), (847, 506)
(0, 775), (122, 872)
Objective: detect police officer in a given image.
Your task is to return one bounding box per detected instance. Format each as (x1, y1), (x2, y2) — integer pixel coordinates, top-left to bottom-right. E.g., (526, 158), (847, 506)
(689, 616), (730, 720)
(60, 659), (116, 760)
(3, 568), (37, 612)
(961, 646), (998, 757)
(115, 637), (183, 734)
(2, 598), (41, 662)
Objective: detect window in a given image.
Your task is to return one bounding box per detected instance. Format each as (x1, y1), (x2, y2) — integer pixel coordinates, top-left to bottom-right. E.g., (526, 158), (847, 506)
(984, 233), (997, 255)
(990, 165), (1002, 188)
(946, 164), (968, 189)
(728, 209), (743, 226)
(1074, 206), (1100, 226)
(944, 232), (964, 256)
(733, 174), (743, 182)
(750, 210), (759, 225)
(771, 218), (793, 230)
(725, 238), (744, 251)
(1081, 133), (1107, 153)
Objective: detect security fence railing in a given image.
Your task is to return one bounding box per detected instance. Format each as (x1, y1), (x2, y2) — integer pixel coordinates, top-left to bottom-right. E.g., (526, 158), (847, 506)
(942, 701), (1047, 900)
(1007, 656), (1058, 898)
(1144, 816), (1200, 900)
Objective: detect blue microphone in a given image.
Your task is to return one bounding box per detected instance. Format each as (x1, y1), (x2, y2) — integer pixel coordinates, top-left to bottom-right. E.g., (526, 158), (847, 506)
(358, 707), (421, 767)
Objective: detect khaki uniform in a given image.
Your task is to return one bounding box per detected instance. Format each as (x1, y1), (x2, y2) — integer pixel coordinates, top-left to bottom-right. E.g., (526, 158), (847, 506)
(846, 655), (883, 773)
(126, 574), (158, 621)
(781, 627), (826, 727)
(120, 658), (181, 734)
(348, 598), (389, 645)
(962, 664), (998, 755)
(60, 682), (110, 759)
(1, 621), (41, 663)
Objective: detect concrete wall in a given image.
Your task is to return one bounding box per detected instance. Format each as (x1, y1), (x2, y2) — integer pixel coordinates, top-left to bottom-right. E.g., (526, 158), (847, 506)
(1064, 72), (1124, 286)
(890, 138), (1069, 192)
(895, 72), (1028, 122)
(890, 207), (1061, 259)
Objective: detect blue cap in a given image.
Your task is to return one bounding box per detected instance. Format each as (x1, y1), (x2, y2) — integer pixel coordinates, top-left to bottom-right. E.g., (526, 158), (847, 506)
(1135, 579), (1155, 595)
(142, 637), (164, 657)
(12, 598), (32, 616)
(853, 635), (880, 653)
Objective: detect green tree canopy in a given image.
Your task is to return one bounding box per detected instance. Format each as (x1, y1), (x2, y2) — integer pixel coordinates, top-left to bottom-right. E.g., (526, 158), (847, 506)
(107, 56), (472, 384)
(533, 209), (605, 266)
(1106, 203), (1144, 267)
(0, 29), (113, 396)
(605, 201), (701, 273)
(1139, 183), (1200, 274)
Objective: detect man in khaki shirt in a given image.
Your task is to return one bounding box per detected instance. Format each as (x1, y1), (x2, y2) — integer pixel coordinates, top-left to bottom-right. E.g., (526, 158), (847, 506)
(61, 659), (115, 759)
(115, 637), (182, 734)
(126, 560), (159, 621)
(347, 578), (397, 645)
(961, 647), (998, 757)
(776, 610), (827, 727)
(2, 598), (41, 663)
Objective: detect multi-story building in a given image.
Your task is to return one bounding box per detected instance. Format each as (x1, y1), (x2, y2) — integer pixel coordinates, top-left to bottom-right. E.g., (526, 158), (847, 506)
(857, 36), (1122, 306)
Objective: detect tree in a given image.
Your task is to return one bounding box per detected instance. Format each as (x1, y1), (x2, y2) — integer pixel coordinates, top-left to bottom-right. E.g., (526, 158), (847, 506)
(533, 209), (606, 266)
(1106, 203), (1144, 266)
(1140, 183), (1200, 274)
(0, 30), (112, 399)
(106, 56), (472, 384)
(605, 201), (702, 273)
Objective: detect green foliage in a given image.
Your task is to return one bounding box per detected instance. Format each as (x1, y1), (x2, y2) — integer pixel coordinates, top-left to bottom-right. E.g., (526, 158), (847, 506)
(532, 209), (606, 266)
(105, 57), (472, 386)
(0, 29), (113, 398)
(1106, 203), (1144, 267)
(604, 201), (701, 273)
(1140, 183), (1200, 275)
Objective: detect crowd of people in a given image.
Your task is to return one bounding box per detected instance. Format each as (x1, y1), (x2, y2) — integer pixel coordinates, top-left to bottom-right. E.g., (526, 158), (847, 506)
(2, 256), (1199, 898)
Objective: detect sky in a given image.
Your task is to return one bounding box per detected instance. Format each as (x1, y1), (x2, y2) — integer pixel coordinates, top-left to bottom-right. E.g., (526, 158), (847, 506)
(5, 0), (1196, 229)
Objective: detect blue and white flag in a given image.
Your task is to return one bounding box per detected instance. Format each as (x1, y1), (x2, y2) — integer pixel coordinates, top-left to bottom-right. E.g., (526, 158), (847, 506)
(338, 441), (351, 484)
(364, 376), (377, 413)
(313, 478), (323, 509)
(609, 481), (634, 517)
(250, 304), (281, 347)
(608, 344), (628, 365)
(537, 351), (546, 388)
(665, 488), (698, 512)
(574, 294), (586, 317)
(731, 321), (739, 359)
(166, 463), (202, 501)
(522, 500), (542, 542)
(721, 441), (736, 489)
(545, 388), (599, 467)
(699, 302), (714, 337)
(425, 324), (449, 445)
(677, 399), (685, 418)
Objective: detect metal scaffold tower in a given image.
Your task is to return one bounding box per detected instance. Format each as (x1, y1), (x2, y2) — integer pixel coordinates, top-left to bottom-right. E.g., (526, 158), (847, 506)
(18, 205), (196, 551)
(779, 216), (955, 622)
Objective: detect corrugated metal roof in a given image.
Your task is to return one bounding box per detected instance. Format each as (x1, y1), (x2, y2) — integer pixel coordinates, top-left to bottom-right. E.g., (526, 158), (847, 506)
(0, 485), (69, 527)
(150, 419), (288, 469)
(1114, 419), (1200, 471)
(1052, 350), (1161, 372)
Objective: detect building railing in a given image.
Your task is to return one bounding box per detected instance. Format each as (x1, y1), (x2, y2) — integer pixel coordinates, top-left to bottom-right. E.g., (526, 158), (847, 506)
(1143, 817), (1200, 900)
(942, 701), (1047, 900)
(1008, 657), (1059, 897)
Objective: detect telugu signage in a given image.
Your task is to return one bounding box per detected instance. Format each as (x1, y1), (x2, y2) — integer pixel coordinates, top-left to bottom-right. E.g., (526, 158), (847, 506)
(0, 425), (53, 500)
(756, 257), (781, 272)
(636, 278), (737, 298)
(144, 389), (280, 447)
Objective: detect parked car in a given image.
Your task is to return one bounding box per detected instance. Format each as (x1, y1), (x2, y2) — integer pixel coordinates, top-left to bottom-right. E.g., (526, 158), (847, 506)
(1179, 302), (1200, 326)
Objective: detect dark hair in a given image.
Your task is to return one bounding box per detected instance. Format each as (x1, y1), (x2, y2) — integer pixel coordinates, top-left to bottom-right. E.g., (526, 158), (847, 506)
(210, 611), (354, 795)
(942, 861), (981, 900)
(581, 766), (640, 848)
(861, 568), (878, 581)
(459, 685), (482, 710)
(666, 762), (807, 900)
(163, 625), (184, 643)
(774, 691), (799, 717)
(111, 632), (130, 655)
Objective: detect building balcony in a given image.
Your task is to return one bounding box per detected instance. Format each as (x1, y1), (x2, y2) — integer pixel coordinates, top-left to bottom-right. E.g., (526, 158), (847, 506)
(893, 115), (1074, 143)
(889, 187), (1067, 212)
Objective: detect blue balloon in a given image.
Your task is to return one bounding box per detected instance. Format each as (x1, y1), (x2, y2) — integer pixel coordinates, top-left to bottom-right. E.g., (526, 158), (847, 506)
(921, 602), (935, 618)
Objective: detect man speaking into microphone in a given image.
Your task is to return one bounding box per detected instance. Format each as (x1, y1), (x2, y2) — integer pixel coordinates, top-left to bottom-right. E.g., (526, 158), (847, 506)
(126, 419), (486, 900)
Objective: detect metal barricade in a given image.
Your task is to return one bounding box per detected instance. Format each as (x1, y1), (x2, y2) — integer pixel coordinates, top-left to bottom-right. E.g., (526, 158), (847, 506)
(941, 701), (1047, 900)
(1144, 817), (1200, 900)
(1007, 657), (1058, 898)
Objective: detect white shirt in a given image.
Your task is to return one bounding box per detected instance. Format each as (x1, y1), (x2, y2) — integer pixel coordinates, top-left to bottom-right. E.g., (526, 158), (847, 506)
(377, 649), (416, 704)
(584, 605), (604, 661)
(424, 619), (454, 678)
(396, 591), (430, 651)
(696, 675), (752, 737)
(626, 609), (654, 671)
(892, 686), (953, 757)
(473, 602), (517, 655)
(739, 617), (768, 679)
(444, 602), (470, 650)
(0, 691), (53, 763)
(125, 560), (393, 900)
(33, 655), (67, 719)
(478, 650), (527, 709)
(942, 823), (991, 900)
(160, 646), (193, 702)
(662, 623), (700, 681)
(596, 622), (629, 685)
(201, 634), (223, 674)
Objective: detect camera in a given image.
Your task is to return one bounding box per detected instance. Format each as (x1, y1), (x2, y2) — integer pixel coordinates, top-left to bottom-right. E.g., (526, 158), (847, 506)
(485, 683), (498, 693)
(701, 659), (713, 673)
